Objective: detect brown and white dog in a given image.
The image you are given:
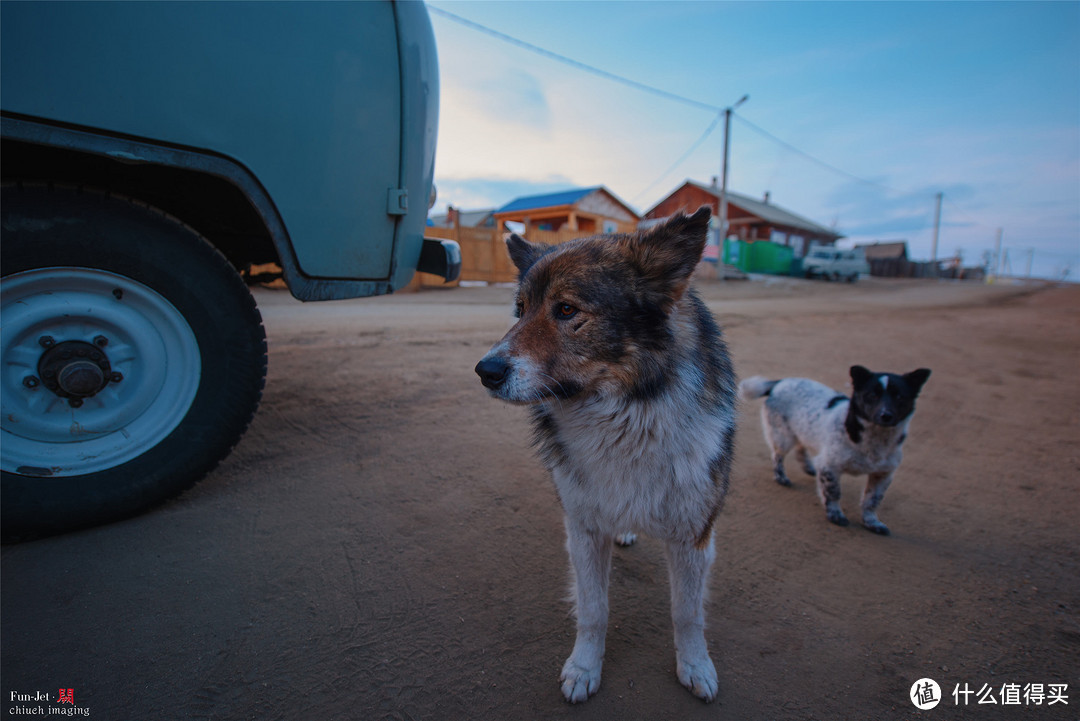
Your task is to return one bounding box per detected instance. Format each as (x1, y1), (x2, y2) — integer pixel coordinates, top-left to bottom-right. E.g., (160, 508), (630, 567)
(475, 208), (736, 703)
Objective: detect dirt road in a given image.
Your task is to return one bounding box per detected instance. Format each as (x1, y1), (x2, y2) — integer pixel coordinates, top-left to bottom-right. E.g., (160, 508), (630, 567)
(3, 276), (1078, 720)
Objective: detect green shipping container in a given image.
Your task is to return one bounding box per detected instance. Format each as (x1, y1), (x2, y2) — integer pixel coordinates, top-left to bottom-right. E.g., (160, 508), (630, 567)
(723, 239), (795, 275)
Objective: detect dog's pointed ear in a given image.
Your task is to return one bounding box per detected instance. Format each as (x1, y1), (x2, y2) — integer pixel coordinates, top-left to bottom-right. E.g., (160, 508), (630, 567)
(904, 368), (931, 395)
(850, 365), (874, 388)
(506, 234), (547, 276)
(627, 206), (711, 301)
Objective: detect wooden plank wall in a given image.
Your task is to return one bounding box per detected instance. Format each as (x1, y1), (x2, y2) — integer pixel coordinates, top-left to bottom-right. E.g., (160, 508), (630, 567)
(416, 225), (598, 286)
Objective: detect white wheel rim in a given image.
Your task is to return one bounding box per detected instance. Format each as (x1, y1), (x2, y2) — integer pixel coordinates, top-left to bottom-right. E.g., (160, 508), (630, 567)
(1, 267), (201, 477)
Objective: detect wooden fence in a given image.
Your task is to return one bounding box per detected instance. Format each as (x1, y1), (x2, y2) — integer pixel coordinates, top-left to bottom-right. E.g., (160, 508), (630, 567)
(868, 258), (942, 279)
(417, 225), (599, 286)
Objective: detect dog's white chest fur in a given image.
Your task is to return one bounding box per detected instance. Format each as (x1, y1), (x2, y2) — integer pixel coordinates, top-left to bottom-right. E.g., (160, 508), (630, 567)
(838, 419), (906, 474)
(544, 388), (732, 541)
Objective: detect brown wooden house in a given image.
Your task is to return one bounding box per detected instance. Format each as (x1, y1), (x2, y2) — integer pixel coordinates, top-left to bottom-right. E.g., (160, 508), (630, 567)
(493, 186), (639, 235)
(645, 179), (842, 257)
(858, 241), (908, 276)
(855, 240), (947, 279)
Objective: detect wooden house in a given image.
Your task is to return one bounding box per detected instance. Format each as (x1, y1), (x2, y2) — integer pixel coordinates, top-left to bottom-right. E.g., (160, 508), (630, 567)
(858, 241), (908, 276)
(493, 186), (639, 236)
(645, 179), (842, 258)
(855, 240), (951, 279)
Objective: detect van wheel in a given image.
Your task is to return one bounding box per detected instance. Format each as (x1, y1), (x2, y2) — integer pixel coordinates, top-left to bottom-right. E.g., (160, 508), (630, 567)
(1, 186), (267, 541)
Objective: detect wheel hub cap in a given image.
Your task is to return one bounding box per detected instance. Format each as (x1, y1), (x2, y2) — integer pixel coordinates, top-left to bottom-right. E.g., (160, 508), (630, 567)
(38, 340), (112, 399)
(1, 267), (201, 477)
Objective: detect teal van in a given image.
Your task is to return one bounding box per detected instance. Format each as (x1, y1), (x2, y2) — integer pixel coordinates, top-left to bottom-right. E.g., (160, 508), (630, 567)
(0, 1), (457, 539)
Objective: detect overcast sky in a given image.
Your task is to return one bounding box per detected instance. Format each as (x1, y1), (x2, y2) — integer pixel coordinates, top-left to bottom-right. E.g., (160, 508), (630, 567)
(427, 0), (1079, 280)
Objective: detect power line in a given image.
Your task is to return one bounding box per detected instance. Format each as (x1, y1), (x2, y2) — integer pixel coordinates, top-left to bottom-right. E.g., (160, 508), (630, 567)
(942, 197), (997, 233)
(732, 114), (912, 196)
(426, 7), (1080, 278)
(427, 5), (722, 114)
(430, 4), (984, 231)
(631, 112), (725, 206)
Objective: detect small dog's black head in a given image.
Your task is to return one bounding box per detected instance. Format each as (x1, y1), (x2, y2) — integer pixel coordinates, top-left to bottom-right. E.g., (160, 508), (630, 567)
(849, 365), (931, 426)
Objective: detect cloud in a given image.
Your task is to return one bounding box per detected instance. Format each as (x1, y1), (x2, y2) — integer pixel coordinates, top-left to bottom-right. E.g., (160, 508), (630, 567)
(435, 74), (716, 213)
(450, 66), (551, 132)
(433, 176), (575, 212)
(432, 17), (727, 212)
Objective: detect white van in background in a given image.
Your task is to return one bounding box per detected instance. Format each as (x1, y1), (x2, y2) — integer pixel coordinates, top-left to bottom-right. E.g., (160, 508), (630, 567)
(803, 246), (870, 282)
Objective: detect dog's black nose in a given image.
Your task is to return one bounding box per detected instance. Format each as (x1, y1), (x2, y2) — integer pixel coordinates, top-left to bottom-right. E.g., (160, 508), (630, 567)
(475, 357), (510, 390)
(878, 410), (896, 425)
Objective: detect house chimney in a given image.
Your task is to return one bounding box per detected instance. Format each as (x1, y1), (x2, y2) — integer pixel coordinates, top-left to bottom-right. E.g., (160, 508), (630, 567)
(763, 191), (771, 204)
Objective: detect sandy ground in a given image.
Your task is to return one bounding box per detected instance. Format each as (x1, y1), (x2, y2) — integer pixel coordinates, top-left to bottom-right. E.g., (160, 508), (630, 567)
(2, 275), (1078, 720)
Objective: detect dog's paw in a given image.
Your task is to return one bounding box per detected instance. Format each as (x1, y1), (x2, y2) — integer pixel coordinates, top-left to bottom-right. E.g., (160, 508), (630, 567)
(863, 519), (891, 535)
(826, 508), (850, 527)
(677, 655), (718, 702)
(774, 474), (792, 487)
(614, 532), (637, 547)
(560, 659), (602, 703)
(802, 462), (817, 477)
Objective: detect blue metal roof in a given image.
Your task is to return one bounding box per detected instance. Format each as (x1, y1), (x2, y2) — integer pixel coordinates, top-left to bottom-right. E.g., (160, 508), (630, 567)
(496, 187), (600, 214)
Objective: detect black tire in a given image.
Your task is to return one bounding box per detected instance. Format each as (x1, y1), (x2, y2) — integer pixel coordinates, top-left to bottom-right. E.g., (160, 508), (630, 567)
(1, 185), (267, 541)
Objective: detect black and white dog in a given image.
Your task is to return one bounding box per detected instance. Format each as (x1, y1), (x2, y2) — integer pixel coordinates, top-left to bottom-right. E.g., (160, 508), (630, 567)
(740, 366), (930, 535)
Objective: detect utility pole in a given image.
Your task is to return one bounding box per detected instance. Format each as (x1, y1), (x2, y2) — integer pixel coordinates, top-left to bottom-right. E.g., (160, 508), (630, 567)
(993, 228), (1002, 277)
(719, 94), (749, 244)
(930, 192), (943, 264)
(1025, 249), (1034, 278)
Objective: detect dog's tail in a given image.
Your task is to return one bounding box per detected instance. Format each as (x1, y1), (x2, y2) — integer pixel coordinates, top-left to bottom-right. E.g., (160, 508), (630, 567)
(739, 376), (779, 402)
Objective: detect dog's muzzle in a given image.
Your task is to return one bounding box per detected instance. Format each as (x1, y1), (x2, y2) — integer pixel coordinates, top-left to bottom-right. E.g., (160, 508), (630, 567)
(475, 356), (510, 390)
(874, 408), (900, 425)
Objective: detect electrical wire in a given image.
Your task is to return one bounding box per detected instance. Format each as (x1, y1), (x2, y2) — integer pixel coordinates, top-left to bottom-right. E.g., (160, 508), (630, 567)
(631, 112), (725, 206)
(732, 114), (911, 196)
(430, 4), (938, 201)
(429, 2), (1013, 249)
(427, 5), (722, 114)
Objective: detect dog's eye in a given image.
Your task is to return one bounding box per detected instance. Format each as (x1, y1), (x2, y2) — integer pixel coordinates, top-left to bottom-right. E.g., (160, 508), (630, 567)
(514, 301), (524, 318)
(555, 303), (579, 320)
